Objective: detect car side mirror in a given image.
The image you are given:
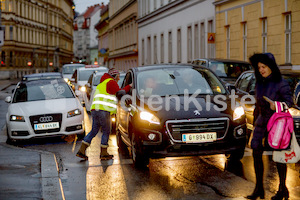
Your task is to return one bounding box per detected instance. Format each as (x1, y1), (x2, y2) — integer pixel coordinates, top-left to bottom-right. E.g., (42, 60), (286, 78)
(85, 83), (91, 88)
(5, 96), (12, 103)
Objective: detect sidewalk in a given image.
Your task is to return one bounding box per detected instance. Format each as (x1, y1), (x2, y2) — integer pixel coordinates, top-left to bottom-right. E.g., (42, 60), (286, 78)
(0, 79), (64, 199)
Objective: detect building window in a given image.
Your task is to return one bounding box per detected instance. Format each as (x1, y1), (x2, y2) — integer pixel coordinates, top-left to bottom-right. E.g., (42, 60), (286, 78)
(208, 20), (214, 58)
(285, 14), (291, 64)
(194, 24), (199, 59)
(147, 36), (151, 64)
(187, 26), (192, 63)
(200, 22), (205, 58)
(154, 0), (157, 10)
(226, 26), (230, 59)
(161, 33), (164, 63)
(168, 31), (172, 63)
(262, 18), (267, 53)
(243, 23), (247, 61)
(177, 28), (181, 63)
(154, 35), (157, 64)
(142, 39), (145, 65)
(9, 26), (13, 40)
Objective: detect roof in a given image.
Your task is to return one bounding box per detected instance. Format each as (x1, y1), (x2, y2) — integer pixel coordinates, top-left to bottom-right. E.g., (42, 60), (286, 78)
(132, 63), (206, 72)
(22, 72), (63, 81)
(194, 58), (251, 64)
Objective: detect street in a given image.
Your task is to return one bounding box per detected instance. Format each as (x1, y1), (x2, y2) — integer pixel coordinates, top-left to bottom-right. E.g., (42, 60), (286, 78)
(0, 81), (300, 200)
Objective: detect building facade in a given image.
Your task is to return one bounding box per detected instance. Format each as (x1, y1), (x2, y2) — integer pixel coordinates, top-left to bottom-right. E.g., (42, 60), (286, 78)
(95, 3), (109, 67)
(73, 4), (101, 64)
(137, 0), (215, 66)
(0, 0), (74, 71)
(214, 0), (300, 67)
(108, 0), (138, 71)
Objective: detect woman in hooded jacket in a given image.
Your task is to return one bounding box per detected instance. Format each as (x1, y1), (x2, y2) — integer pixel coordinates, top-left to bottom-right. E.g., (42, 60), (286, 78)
(247, 53), (293, 200)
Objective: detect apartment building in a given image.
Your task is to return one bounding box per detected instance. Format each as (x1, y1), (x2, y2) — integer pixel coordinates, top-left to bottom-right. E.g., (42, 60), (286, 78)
(73, 4), (101, 64)
(108, 0), (138, 71)
(137, 0), (215, 65)
(214, 0), (300, 67)
(0, 0), (74, 70)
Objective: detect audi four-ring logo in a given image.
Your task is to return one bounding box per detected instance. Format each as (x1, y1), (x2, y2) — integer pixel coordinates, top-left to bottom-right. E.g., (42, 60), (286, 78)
(39, 116), (53, 122)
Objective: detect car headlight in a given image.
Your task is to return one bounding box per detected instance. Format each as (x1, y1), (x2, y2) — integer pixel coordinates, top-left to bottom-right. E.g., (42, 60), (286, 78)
(10, 115), (25, 122)
(289, 107), (300, 117)
(111, 117), (116, 122)
(64, 78), (69, 83)
(67, 109), (81, 118)
(79, 86), (86, 92)
(140, 111), (160, 124)
(233, 106), (245, 121)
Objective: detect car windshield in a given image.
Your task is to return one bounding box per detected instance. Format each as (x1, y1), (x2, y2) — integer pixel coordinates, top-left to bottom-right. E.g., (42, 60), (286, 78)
(13, 79), (74, 103)
(62, 65), (84, 74)
(78, 70), (100, 81)
(136, 67), (226, 97)
(209, 62), (252, 78)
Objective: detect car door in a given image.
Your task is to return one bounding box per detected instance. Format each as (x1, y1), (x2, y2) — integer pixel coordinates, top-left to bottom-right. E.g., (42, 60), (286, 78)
(117, 71), (133, 137)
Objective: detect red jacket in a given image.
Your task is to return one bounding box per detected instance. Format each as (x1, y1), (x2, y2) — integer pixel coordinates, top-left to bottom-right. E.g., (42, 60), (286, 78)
(100, 73), (131, 95)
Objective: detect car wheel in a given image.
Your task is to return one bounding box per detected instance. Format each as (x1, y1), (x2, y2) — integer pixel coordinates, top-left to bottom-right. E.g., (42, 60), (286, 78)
(226, 149), (245, 161)
(116, 129), (128, 154)
(131, 132), (149, 168)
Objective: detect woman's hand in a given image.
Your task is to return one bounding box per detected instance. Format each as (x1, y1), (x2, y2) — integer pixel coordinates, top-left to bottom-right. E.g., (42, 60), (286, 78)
(263, 96), (275, 110)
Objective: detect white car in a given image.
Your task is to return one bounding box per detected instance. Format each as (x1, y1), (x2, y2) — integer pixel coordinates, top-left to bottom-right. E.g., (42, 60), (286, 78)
(61, 63), (85, 83)
(5, 78), (85, 143)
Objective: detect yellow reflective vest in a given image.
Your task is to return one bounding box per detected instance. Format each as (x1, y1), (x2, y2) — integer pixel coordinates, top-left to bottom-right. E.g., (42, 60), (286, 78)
(90, 78), (117, 114)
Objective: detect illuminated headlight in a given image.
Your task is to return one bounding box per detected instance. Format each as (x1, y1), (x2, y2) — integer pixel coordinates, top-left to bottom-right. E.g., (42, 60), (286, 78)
(67, 109), (81, 118)
(79, 86), (86, 92)
(10, 115), (25, 122)
(289, 107), (300, 117)
(111, 117), (116, 122)
(140, 111), (160, 124)
(64, 78), (69, 83)
(233, 106), (245, 121)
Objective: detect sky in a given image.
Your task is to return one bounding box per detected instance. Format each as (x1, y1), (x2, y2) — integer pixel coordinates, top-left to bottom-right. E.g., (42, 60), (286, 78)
(73, 0), (110, 14)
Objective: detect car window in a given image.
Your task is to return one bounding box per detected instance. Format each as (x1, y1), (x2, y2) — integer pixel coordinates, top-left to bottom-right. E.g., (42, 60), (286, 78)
(123, 72), (133, 88)
(209, 62), (252, 78)
(13, 80), (74, 103)
(282, 74), (300, 92)
(136, 67), (226, 97)
(78, 70), (97, 81)
(62, 65), (84, 74)
(118, 74), (126, 87)
(236, 73), (253, 92)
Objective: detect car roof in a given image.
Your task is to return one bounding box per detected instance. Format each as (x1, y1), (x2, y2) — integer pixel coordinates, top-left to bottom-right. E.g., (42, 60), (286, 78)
(22, 72), (62, 81)
(77, 66), (108, 71)
(131, 63), (204, 72)
(194, 58), (251, 64)
(62, 63), (85, 67)
(240, 69), (300, 76)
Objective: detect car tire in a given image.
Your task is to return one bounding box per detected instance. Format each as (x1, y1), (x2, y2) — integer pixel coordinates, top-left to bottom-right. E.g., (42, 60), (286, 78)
(131, 132), (149, 168)
(116, 129), (128, 154)
(226, 148), (245, 161)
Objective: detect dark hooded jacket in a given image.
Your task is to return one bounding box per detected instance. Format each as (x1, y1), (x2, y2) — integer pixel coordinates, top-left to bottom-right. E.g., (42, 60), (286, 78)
(249, 53), (293, 149)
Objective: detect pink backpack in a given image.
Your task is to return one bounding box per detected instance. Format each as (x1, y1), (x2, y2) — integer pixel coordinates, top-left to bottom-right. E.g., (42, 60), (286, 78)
(267, 101), (294, 150)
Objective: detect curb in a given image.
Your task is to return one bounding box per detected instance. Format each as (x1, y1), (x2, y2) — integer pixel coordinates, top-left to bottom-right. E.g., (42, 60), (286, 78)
(0, 126), (65, 200)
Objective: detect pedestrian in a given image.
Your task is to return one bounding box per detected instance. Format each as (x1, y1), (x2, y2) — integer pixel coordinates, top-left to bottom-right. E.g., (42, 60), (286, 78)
(76, 68), (131, 160)
(247, 53), (293, 200)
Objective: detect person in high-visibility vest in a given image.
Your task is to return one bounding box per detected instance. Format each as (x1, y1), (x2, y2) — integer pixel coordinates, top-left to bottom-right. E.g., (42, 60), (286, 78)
(76, 68), (131, 160)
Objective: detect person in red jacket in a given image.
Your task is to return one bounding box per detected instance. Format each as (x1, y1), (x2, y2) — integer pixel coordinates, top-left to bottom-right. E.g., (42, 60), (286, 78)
(76, 68), (131, 160)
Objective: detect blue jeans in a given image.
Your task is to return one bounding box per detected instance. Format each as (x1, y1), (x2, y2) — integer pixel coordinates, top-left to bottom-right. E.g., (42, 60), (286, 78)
(83, 110), (111, 147)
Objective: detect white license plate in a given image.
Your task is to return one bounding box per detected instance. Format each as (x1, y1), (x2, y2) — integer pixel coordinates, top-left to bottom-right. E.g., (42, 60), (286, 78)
(182, 132), (217, 143)
(34, 122), (59, 130)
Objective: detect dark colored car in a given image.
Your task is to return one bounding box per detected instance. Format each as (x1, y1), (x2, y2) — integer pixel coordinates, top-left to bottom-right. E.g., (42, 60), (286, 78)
(192, 58), (252, 85)
(22, 72), (63, 81)
(235, 70), (300, 143)
(116, 64), (247, 167)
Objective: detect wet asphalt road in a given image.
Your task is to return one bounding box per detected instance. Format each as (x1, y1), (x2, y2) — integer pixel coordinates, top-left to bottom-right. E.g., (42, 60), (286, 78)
(1, 81), (300, 200)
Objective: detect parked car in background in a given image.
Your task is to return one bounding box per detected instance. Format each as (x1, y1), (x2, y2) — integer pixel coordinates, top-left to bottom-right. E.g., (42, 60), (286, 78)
(192, 58), (252, 85)
(22, 72), (63, 81)
(116, 64), (247, 167)
(5, 78), (85, 143)
(62, 63), (85, 83)
(70, 65), (108, 104)
(235, 70), (300, 143)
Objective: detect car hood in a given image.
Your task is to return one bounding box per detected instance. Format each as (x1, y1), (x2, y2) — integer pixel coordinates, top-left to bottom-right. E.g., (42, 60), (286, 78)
(139, 95), (234, 122)
(8, 98), (83, 117)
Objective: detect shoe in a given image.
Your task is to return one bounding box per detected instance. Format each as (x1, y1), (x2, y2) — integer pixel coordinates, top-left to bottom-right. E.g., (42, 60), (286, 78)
(247, 187), (265, 199)
(100, 147), (114, 160)
(271, 187), (289, 200)
(76, 141), (89, 160)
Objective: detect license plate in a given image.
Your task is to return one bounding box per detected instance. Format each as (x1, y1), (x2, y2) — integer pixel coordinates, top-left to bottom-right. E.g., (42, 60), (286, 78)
(34, 122), (59, 130)
(182, 132), (217, 143)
